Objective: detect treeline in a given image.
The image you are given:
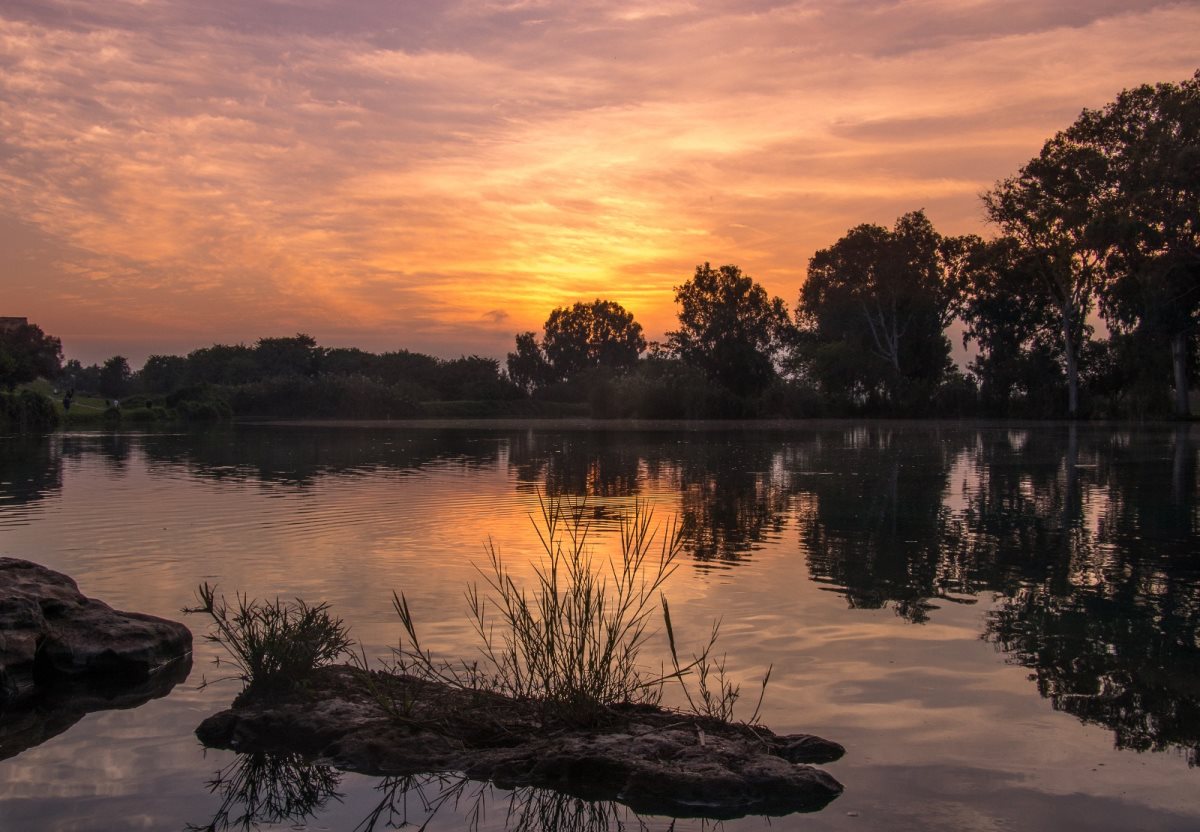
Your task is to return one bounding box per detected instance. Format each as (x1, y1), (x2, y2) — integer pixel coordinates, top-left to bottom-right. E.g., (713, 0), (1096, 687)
(6, 70), (1197, 423)
(55, 337), (531, 422)
(510, 71), (1200, 420)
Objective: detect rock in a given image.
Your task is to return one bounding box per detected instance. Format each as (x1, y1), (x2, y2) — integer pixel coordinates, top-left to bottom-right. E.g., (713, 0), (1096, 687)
(197, 665), (844, 820)
(0, 558), (192, 706)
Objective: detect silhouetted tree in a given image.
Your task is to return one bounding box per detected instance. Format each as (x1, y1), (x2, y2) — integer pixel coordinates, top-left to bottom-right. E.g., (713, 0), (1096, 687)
(983, 118), (1110, 418)
(139, 354), (188, 393)
(254, 334), (320, 378)
(186, 344), (259, 385)
(796, 211), (958, 410)
(666, 263), (791, 396)
(0, 322), (62, 390)
(541, 299), (645, 379)
(1071, 71), (1200, 417)
(507, 300), (646, 391)
(506, 331), (554, 394)
(98, 355), (132, 399)
(956, 236), (1069, 415)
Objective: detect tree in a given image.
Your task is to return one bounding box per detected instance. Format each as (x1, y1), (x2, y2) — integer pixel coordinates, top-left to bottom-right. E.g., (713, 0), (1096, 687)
(796, 211), (958, 409)
(955, 236), (1070, 416)
(1068, 71), (1200, 416)
(541, 299), (646, 379)
(139, 354), (188, 393)
(665, 263), (791, 396)
(506, 331), (554, 393)
(983, 121), (1110, 418)
(98, 355), (132, 399)
(0, 322), (62, 390)
(254, 334), (321, 378)
(506, 300), (646, 392)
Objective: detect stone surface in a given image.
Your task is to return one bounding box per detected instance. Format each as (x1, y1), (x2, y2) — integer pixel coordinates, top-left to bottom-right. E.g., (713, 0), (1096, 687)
(197, 665), (845, 819)
(0, 558), (193, 706)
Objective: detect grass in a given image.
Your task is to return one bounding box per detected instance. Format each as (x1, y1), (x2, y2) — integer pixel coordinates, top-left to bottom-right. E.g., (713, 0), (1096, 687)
(186, 583), (354, 696)
(390, 493), (768, 726)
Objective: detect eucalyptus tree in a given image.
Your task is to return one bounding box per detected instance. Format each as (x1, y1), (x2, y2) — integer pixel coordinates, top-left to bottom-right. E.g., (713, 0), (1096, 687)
(797, 211), (959, 409)
(983, 135), (1109, 418)
(1069, 71), (1200, 416)
(954, 235), (1069, 416)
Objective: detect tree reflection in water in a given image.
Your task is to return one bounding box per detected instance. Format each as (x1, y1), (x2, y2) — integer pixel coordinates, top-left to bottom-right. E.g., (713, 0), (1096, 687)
(190, 754), (689, 832)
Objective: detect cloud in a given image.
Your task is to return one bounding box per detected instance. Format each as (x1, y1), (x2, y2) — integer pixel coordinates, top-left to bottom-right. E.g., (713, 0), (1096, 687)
(1, 0), (1197, 364)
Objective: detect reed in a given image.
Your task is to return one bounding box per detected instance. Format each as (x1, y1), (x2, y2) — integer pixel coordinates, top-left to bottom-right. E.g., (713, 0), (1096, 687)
(187, 583), (354, 695)
(394, 494), (681, 723)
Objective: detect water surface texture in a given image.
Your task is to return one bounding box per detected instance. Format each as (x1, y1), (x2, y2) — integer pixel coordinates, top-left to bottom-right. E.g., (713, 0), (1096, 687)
(1, 423), (1198, 831)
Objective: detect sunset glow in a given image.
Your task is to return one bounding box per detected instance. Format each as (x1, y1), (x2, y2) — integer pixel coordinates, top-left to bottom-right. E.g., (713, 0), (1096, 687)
(2, 1), (1197, 364)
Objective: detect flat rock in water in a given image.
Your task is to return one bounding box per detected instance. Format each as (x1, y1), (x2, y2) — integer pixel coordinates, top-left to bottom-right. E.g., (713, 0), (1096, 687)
(197, 665), (845, 819)
(0, 558), (193, 706)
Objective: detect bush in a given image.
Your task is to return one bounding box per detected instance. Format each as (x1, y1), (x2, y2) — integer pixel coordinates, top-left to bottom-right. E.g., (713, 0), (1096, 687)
(0, 390), (60, 432)
(186, 583), (354, 696)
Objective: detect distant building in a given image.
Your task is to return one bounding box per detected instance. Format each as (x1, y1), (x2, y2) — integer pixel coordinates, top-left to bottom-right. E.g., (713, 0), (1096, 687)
(0, 317), (28, 333)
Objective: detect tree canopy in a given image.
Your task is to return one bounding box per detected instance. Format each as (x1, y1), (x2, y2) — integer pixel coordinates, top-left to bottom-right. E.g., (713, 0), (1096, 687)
(1072, 71), (1200, 415)
(796, 211), (958, 409)
(0, 322), (62, 391)
(665, 263), (791, 397)
(506, 299), (645, 391)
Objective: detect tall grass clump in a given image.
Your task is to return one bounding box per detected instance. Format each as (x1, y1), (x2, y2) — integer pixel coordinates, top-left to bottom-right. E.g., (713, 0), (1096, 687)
(187, 583), (353, 696)
(393, 494), (684, 724)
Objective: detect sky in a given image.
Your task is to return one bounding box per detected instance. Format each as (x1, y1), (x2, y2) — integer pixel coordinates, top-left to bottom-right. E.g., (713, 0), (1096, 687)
(1, 1), (1198, 367)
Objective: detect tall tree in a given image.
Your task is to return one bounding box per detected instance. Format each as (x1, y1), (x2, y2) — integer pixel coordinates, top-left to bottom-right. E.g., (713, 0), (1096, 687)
(983, 135), (1108, 418)
(666, 263), (791, 396)
(1070, 71), (1200, 416)
(797, 211), (958, 407)
(0, 322), (62, 390)
(955, 236), (1069, 415)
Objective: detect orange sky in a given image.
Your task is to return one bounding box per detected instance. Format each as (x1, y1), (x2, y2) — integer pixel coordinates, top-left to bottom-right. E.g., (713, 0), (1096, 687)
(1, 1), (1197, 366)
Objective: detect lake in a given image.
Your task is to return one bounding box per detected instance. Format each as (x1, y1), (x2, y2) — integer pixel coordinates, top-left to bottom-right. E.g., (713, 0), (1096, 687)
(1, 422), (1198, 831)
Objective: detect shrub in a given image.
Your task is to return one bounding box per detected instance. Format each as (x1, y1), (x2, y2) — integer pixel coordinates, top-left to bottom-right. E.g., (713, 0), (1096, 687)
(186, 583), (354, 696)
(0, 390), (60, 432)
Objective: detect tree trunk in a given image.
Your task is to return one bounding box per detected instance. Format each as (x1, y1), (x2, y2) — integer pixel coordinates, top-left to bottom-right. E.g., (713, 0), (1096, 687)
(1062, 311), (1079, 419)
(1171, 331), (1191, 418)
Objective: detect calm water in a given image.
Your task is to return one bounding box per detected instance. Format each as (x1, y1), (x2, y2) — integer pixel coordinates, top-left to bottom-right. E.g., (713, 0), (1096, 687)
(1, 422), (1198, 831)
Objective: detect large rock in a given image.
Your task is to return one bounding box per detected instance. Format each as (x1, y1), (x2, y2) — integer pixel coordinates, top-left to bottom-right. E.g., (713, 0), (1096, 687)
(0, 558), (192, 705)
(198, 665), (845, 819)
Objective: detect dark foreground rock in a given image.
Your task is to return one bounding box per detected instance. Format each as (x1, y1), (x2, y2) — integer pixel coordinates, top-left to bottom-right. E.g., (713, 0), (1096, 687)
(197, 665), (845, 819)
(0, 558), (193, 706)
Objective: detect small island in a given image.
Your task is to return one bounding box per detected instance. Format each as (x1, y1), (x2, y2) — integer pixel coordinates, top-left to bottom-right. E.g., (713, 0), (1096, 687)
(197, 664), (845, 819)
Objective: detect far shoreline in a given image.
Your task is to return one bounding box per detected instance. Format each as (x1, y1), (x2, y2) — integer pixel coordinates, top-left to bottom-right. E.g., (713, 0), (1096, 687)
(241, 416), (1199, 432)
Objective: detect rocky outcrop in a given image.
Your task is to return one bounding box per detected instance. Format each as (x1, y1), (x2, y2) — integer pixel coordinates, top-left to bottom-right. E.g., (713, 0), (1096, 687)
(0, 558), (192, 706)
(197, 665), (845, 819)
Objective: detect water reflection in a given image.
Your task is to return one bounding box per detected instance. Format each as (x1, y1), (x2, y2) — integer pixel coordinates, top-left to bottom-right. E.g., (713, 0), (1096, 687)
(187, 752), (343, 831)
(191, 755), (717, 832)
(0, 656), (191, 762)
(3, 423), (1199, 778)
(0, 436), (62, 511)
